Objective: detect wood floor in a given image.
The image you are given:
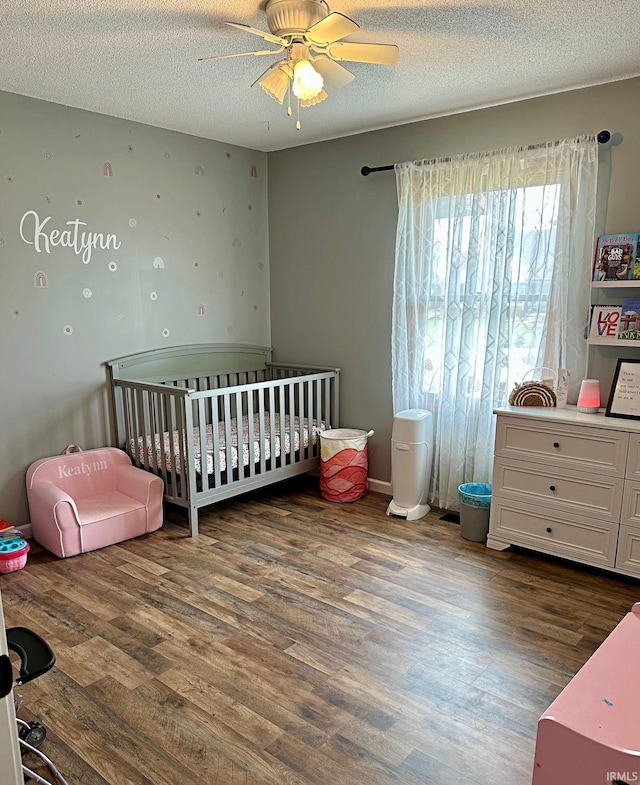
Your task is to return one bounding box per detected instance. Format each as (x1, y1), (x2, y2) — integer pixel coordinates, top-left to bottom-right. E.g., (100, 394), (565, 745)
(4, 477), (639, 785)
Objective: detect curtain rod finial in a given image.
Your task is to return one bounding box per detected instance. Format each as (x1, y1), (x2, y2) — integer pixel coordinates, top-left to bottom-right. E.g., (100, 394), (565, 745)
(361, 166), (372, 176)
(597, 130), (611, 144)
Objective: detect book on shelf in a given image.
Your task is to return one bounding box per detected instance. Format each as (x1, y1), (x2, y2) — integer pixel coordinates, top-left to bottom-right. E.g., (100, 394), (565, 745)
(619, 299), (640, 340)
(589, 304), (622, 339)
(592, 234), (640, 282)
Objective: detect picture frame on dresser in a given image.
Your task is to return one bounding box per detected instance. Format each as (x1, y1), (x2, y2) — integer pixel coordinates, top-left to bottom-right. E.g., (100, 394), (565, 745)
(605, 358), (640, 420)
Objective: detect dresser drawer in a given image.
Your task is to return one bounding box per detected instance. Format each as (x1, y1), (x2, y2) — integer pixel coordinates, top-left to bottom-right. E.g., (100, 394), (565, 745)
(615, 525), (640, 578)
(621, 480), (640, 527)
(626, 434), (640, 480)
(495, 416), (628, 476)
(493, 457), (623, 522)
(489, 500), (618, 568)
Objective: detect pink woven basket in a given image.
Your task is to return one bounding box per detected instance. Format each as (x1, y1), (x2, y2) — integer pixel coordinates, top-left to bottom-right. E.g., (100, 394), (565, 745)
(0, 542), (29, 573)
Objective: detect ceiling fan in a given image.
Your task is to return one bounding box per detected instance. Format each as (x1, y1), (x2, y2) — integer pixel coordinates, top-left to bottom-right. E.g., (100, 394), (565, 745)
(199, 0), (399, 128)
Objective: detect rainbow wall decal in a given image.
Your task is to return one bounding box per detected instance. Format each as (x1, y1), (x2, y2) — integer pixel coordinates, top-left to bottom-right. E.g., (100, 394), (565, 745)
(103, 162), (113, 177)
(34, 271), (49, 288)
(198, 303), (206, 315)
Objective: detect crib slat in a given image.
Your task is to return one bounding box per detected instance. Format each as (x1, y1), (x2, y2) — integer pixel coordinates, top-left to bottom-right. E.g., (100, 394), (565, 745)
(269, 386), (277, 470)
(157, 391), (170, 492)
(289, 382), (297, 465)
(259, 389), (267, 475)
(165, 389), (178, 499)
(235, 391), (245, 481)
(279, 382), (287, 468)
(198, 397), (209, 493)
(123, 388), (133, 463)
(212, 391), (221, 490)
(223, 394), (233, 482)
(247, 386), (255, 479)
(175, 394), (187, 502)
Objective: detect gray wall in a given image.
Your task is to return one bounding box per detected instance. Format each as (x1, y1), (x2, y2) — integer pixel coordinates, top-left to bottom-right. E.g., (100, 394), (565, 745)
(268, 77), (640, 484)
(0, 91), (269, 524)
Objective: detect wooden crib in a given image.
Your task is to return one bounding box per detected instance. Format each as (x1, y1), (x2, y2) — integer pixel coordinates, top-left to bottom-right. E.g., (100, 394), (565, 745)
(107, 344), (340, 536)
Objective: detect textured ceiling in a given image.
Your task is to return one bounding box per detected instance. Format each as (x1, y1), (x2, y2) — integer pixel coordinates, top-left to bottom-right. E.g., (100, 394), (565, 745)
(2, 0), (640, 152)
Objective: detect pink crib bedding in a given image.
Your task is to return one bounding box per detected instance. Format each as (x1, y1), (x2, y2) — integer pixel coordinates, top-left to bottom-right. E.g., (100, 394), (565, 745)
(133, 413), (323, 476)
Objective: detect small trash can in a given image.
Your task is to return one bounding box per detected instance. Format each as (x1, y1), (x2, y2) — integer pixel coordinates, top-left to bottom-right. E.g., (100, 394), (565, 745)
(320, 428), (374, 503)
(458, 482), (492, 542)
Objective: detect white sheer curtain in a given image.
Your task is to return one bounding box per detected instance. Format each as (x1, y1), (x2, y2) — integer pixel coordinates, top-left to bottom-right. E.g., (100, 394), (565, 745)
(392, 136), (598, 510)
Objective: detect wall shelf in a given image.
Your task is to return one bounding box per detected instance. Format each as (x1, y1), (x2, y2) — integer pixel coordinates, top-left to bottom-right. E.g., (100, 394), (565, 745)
(592, 281), (640, 288)
(588, 337), (640, 346)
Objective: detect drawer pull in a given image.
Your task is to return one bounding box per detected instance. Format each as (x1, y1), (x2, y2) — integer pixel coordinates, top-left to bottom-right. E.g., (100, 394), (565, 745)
(549, 485), (556, 492)
(553, 442), (560, 448)
(546, 527), (553, 534)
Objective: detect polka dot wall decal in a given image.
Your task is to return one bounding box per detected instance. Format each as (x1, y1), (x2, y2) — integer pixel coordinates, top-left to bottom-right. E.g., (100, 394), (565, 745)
(233, 237), (241, 247)
(128, 145), (134, 152)
(196, 211), (201, 218)
(254, 305), (258, 310)
(128, 218), (137, 227)
(150, 292), (158, 301)
(75, 134), (81, 139)
(218, 272), (224, 279)
(6, 176), (13, 183)
(77, 199), (83, 206)
(222, 207), (225, 213)
(156, 194), (161, 199)
(226, 152), (231, 158)
(13, 310), (20, 318)
(108, 261), (118, 272)
(194, 262), (199, 268)
(240, 290), (244, 296)
(165, 153), (171, 160)
(162, 328), (170, 338)
(45, 196), (51, 204)
(44, 152), (52, 160)
(83, 288), (92, 299)
(227, 326), (233, 333)
(153, 257), (165, 269)
(248, 205), (252, 210)
(63, 325), (74, 335)
(116, 314), (125, 321)
(258, 262), (264, 269)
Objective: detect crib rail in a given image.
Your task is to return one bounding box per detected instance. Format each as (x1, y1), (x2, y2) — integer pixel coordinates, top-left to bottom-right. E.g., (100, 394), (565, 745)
(108, 363), (339, 535)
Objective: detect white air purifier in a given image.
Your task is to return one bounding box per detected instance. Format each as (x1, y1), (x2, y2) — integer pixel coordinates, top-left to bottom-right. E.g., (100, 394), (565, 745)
(386, 409), (433, 521)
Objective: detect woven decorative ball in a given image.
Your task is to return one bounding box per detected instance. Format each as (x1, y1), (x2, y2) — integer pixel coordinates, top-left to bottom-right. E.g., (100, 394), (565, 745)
(508, 381), (556, 407)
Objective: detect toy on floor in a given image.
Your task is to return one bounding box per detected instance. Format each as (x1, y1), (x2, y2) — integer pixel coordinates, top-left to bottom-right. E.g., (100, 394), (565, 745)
(0, 520), (29, 574)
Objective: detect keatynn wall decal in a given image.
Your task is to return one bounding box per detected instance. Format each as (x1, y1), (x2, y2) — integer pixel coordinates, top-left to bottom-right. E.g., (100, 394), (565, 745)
(19, 210), (122, 264)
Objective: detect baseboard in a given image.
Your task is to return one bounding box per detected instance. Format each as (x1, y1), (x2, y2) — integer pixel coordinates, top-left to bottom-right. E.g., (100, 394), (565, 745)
(368, 478), (392, 496)
(17, 523), (33, 540)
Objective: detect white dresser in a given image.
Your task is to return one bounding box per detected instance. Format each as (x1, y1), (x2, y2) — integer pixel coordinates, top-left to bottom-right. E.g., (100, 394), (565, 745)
(487, 406), (640, 578)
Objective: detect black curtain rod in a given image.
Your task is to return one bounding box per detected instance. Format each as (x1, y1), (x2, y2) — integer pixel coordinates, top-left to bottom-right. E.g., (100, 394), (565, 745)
(360, 130), (612, 176)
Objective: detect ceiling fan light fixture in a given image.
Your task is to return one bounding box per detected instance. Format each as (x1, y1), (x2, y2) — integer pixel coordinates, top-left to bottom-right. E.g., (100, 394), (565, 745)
(258, 66), (291, 104)
(300, 88), (328, 108)
(292, 59), (323, 100)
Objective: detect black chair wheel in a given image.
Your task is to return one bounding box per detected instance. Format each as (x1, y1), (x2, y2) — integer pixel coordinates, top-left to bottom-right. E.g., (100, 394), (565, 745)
(19, 721), (46, 749)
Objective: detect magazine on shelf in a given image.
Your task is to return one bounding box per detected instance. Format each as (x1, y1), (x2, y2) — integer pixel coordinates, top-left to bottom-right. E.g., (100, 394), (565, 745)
(619, 299), (640, 340)
(589, 304), (622, 339)
(592, 234), (640, 282)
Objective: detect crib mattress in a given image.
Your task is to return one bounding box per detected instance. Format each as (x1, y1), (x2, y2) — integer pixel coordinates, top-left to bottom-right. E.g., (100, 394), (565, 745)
(133, 413), (323, 476)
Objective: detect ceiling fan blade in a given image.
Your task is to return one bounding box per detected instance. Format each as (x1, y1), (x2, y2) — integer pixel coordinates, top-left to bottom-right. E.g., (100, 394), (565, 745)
(312, 55), (355, 88)
(305, 12), (359, 45)
(199, 48), (283, 62)
(225, 21), (287, 46)
(326, 41), (399, 65)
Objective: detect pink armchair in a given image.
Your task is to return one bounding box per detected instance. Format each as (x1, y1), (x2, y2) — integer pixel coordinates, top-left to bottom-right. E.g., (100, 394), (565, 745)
(26, 446), (163, 558)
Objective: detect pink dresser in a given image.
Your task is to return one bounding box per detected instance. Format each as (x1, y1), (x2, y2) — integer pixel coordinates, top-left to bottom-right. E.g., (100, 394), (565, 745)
(532, 603), (640, 784)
